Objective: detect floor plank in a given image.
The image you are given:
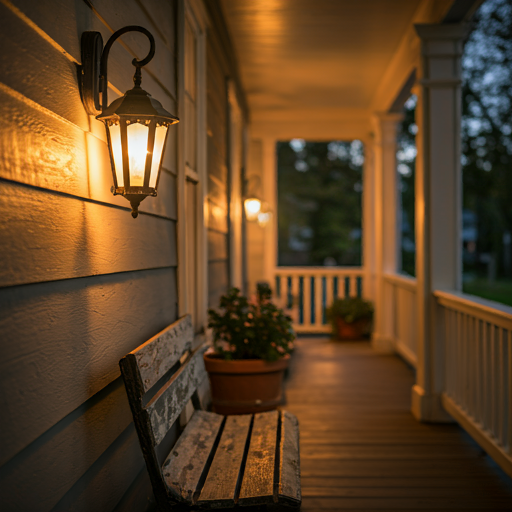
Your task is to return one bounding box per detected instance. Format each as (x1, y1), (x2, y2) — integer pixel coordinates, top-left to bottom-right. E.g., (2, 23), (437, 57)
(284, 338), (512, 512)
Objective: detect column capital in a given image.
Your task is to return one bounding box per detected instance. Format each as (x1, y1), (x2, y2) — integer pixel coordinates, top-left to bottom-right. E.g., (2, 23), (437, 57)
(414, 23), (471, 41)
(371, 112), (403, 146)
(414, 23), (470, 85)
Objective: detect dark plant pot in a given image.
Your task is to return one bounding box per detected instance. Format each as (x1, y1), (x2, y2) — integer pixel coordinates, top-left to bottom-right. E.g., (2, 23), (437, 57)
(335, 318), (368, 340)
(203, 352), (290, 415)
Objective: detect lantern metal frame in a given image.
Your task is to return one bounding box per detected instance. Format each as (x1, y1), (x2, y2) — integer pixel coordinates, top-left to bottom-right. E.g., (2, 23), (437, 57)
(80, 26), (179, 218)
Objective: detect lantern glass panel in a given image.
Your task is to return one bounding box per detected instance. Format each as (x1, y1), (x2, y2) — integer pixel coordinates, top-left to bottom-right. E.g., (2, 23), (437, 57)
(150, 124), (168, 188)
(127, 122), (149, 187)
(108, 123), (124, 187)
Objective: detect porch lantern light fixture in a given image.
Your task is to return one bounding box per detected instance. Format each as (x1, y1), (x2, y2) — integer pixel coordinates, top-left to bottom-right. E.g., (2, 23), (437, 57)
(80, 26), (179, 218)
(244, 197), (262, 221)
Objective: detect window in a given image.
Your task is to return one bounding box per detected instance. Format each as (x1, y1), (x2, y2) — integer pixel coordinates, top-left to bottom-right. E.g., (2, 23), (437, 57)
(277, 140), (363, 267)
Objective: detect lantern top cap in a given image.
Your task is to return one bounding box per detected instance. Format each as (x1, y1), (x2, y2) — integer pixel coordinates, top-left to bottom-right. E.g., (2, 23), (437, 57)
(96, 86), (179, 125)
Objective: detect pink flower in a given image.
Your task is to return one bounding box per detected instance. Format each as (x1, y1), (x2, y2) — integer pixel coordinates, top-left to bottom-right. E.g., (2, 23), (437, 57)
(244, 321), (251, 327)
(244, 339), (249, 344)
(277, 346), (285, 354)
(271, 342), (276, 347)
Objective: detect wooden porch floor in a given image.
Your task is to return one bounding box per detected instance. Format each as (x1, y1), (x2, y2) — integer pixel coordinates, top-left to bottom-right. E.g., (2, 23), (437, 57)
(284, 338), (512, 511)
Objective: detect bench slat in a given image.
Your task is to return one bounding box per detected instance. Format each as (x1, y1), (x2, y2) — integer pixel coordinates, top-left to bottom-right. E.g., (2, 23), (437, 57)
(238, 410), (279, 506)
(162, 410), (223, 504)
(278, 411), (301, 506)
(129, 315), (194, 394)
(145, 343), (208, 445)
(198, 414), (252, 507)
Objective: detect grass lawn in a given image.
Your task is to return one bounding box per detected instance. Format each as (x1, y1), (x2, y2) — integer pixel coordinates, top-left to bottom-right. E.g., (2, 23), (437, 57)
(462, 278), (512, 307)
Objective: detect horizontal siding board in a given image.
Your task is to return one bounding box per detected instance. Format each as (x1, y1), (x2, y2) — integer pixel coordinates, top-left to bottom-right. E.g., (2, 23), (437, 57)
(208, 260), (229, 308)
(88, 0), (176, 99)
(0, 2), (89, 131)
(207, 198), (228, 233)
(51, 424), (145, 512)
(0, 378), (133, 512)
(0, 267), (177, 466)
(112, 466), (155, 512)
(0, 181), (177, 288)
(208, 230), (228, 261)
(0, 83), (89, 197)
(10, 0), (176, 103)
(207, 140), (228, 185)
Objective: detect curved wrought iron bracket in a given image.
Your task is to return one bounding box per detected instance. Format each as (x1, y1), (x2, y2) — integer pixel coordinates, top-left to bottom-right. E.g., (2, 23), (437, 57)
(80, 26), (156, 116)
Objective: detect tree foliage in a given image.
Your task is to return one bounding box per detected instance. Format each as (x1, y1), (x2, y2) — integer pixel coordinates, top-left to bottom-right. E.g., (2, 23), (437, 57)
(277, 140), (363, 266)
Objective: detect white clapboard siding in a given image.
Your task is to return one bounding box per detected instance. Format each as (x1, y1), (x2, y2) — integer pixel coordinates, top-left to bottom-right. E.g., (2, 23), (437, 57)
(0, 268), (177, 466)
(0, 182), (177, 287)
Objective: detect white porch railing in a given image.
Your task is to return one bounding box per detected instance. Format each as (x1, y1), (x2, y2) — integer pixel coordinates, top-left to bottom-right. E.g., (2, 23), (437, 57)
(274, 267), (364, 333)
(435, 290), (512, 476)
(383, 273), (418, 367)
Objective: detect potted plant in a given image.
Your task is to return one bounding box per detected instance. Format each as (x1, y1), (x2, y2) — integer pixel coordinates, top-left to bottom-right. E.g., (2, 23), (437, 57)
(205, 283), (295, 415)
(326, 296), (374, 340)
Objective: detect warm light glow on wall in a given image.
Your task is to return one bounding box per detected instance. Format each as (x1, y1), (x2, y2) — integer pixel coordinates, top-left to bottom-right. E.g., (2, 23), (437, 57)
(257, 211), (271, 227)
(80, 26), (179, 218)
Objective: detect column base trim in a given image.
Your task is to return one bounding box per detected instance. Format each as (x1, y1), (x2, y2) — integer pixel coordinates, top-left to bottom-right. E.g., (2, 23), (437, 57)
(411, 385), (454, 423)
(371, 333), (394, 353)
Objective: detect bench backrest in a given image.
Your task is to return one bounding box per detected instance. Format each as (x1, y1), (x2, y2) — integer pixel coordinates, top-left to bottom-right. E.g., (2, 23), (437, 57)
(119, 315), (208, 505)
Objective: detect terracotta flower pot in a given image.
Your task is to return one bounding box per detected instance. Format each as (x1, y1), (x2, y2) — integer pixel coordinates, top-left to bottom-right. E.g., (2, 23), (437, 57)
(203, 352), (290, 415)
(335, 317), (368, 340)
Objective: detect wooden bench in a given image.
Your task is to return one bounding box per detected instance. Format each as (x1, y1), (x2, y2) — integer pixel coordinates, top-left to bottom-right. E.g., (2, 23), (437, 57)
(119, 315), (301, 511)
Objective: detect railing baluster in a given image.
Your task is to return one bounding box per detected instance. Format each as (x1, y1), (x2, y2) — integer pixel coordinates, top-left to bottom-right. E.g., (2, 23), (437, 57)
(303, 274), (311, 328)
(446, 308), (452, 397)
(499, 328), (505, 447)
(326, 275), (333, 323)
(314, 276), (323, 329)
(290, 276), (299, 326)
(476, 319), (482, 425)
(508, 330), (512, 454)
(491, 324), (498, 439)
(484, 321), (491, 434)
(349, 275), (356, 297)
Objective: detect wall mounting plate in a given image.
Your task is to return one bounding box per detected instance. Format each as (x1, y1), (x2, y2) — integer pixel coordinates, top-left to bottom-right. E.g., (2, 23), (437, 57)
(80, 31), (103, 116)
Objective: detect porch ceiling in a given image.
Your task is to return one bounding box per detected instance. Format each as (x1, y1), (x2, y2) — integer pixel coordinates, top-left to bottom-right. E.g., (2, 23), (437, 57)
(220, 0), (454, 139)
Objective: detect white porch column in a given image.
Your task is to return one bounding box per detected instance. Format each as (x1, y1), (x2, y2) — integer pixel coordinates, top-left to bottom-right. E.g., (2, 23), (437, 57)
(362, 136), (376, 302)
(371, 113), (402, 352)
(412, 23), (469, 421)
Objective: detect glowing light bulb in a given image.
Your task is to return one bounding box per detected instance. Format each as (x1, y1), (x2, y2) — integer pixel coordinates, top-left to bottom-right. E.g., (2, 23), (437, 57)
(127, 123), (149, 186)
(244, 198), (261, 221)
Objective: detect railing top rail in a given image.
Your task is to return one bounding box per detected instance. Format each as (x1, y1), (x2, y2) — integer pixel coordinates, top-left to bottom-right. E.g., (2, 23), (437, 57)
(434, 289), (512, 330)
(383, 272), (417, 291)
(274, 266), (364, 276)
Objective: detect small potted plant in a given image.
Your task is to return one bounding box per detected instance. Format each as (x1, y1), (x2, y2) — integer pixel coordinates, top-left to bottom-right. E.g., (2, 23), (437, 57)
(205, 283), (295, 415)
(326, 296), (374, 340)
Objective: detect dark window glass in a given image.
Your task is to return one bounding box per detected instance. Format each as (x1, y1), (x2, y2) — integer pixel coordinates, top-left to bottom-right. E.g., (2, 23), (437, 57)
(277, 140), (363, 267)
